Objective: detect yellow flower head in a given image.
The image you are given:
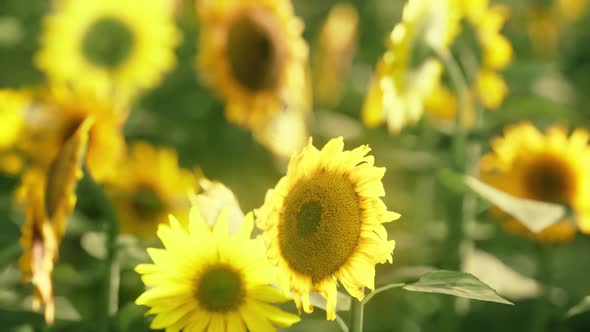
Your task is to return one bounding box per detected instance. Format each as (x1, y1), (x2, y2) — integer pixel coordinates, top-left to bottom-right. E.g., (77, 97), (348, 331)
(20, 85), (127, 183)
(256, 137), (400, 320)
(0, 89), (30, 174)
(135, 208), (301, 331)
(479, 122), (590, 242)
(362, 0), (459, 133)
(18, 117), (92, 323)
(313, 3), (359, 107)
(196, 0), (310, 134)
(35, 0), (180, 100)
(108, 142), (198, 240)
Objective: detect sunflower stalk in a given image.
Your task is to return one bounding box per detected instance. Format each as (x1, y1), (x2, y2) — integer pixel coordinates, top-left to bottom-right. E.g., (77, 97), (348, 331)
(532, 244), (552, 332)
(437, 47), (471, 332)
(83, 168), (119, 331)
(349, 298), (365, 332)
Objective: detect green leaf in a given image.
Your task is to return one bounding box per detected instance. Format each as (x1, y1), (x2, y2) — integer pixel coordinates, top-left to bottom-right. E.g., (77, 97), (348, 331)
(436, 168), (469, 193)
(567, 296), (590, 318)
(464, 176), (566, 233)
(403, 270), (514, 305)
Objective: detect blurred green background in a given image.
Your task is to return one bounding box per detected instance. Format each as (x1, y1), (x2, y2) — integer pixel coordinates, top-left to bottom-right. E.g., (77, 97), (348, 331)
(1, 0), (590, 331)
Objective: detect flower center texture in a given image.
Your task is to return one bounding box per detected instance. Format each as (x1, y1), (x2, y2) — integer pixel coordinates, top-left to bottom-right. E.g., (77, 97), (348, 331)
(523, 154), (576, 204)
(131, 186), (165, 220)
(82, 17), (134, 69)
(196, 265), (244, 312)
(279, 169), (363, 283)
(226, 9), (284, 92)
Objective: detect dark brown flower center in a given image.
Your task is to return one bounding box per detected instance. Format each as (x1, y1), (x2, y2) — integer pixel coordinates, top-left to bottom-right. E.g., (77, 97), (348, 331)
(523, 154), (576, 204)
(226, 9), (284, 92)
(82, 17), (134, 69)
(278, 169), (363, 283)
(195, 265), (244, 312)
(131, 185), (165, 220)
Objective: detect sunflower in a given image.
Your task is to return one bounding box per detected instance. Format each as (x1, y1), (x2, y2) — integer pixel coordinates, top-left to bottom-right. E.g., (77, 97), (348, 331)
(479, 122), (590, 242)
(256, 137), (400, 320)
(196, 0), (310, 155)
(425, 0), (513, 128)
(35, 0), (180, 100)
(107, 142), (198, 240)
(135, 207), (301, 331)
(312, 3), (358, 107)
(20, 84), (127, 183)
(362, 0), (460, 133)
(0, 89), (29, 174)
(18, 118), (92, 323)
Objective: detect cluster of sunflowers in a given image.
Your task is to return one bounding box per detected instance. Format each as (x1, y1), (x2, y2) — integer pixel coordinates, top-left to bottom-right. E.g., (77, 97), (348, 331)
(2, 0), (590, 331)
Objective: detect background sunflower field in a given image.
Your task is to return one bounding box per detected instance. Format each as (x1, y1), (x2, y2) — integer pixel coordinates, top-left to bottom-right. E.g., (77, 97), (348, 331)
(1, 0), (590, 331)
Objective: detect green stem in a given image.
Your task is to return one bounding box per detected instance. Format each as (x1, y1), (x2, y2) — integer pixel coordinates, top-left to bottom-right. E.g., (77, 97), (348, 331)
(84, 170), (119, 331)
(532, 244), (551, 332)
(335, 313), (350, 332)
(362, 283), (405, 305)
(435, 47), (471, 332)
(349, 299), (364, 332)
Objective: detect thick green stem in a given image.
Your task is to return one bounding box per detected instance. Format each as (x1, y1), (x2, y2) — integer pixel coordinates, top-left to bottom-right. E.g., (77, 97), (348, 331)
(436, 47), (471, 332)
(349, 299), (364, 332)
(532, 245), (551, 332)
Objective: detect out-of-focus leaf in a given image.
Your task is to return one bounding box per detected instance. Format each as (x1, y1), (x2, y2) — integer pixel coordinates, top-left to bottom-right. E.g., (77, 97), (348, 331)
(402, 270), (514, 305)
(463, 249), (539, 300)
(80, 231), (106, 259)
(436, 168), (468, 193)
(465, 176), (566, 233)
(310, 290), (352, 312)
(567, 296), (590, 318)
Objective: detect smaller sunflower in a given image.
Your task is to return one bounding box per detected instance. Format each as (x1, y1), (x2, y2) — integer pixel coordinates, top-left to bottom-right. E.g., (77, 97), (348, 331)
(35, 0), (180, 99)
(256, 137), (400, 320)
(0, 89), (29, 174)
(425, 0), (513, 129)
(362, 0), (460, 133)
(20, 84), (127, 183)
(479, 122), (590, 242)
(18, 118), (92, 323)
(312, 3), (358, 107)
(196, 0), (310, 156)
(135, 207), (301, 331)
(108, 142), (198, 240)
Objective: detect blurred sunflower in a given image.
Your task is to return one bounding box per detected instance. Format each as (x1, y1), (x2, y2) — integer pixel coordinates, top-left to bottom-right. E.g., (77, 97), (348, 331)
(479, 122), (590, 242)
(528, 0), (588, 56)
(256, 137), (400, 319)
(20, 85), (127, 183)
(35, 0), (180, 100)
(362, 0), (460, 133)
(196, 0), (310, 157)
(0, 89), (29, 174)
(17, 118), (92, 323)
(108, 142), (198, 240)
(426, 0), (513, 129)
(135, 207), (301, 331)
(312, 3), (358, 107)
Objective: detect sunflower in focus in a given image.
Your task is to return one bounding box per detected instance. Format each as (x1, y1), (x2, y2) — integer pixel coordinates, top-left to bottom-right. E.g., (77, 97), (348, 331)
(0, 89), (29, 174)
(362, 0), (460, 133)
(35, 0), (180, 100)
(108, 142), (198, 240)
(18, 118), (92, 323)
(425, 0), (513, 129)
(256, 137), (400, 319)
(135, 207), (301, 331)
(196, 0), (310, 156)
(20, 85), (127, 183)
(479, 122), (590, 242)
